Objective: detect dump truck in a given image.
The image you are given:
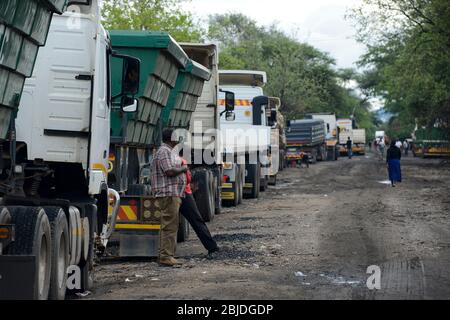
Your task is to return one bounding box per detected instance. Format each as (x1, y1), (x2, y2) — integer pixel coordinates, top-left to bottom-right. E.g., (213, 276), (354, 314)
(108, 32), (215, 257)
(219, 70), (271, 205)
(159, 44), (213, 235)
(285, 119), (326, 164)
(180, 43), (226, 222)
(0, 0), (140, 299)
(412, 127), (450, 158)
(352, 129), (366, 155)
(108, 30), (189, 257)
(108, 30), (189, 194)
(306, 113), (339, 161)
(337, 118), (353, 155)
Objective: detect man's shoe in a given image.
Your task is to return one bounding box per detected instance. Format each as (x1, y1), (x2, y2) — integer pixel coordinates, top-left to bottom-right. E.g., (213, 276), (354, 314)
(207, 247), (221, 259)
(208, 247), (220, 254)
(159, 257), (182, 267)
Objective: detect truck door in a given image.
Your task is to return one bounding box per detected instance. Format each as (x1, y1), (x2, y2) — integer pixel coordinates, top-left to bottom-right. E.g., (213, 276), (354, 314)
(88, 27), (110, 195)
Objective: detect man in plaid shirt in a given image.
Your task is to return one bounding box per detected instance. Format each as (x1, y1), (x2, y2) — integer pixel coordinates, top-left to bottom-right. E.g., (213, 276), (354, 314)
(152, 128), (187, 267)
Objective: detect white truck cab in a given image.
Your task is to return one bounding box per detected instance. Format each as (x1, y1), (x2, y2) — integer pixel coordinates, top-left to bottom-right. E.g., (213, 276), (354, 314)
(17, 3), (111, 195)
(219, 70), (271, 204)
(0, 0), (140, 299)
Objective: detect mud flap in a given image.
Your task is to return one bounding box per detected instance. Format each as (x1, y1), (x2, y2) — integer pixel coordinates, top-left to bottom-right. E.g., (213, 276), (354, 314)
(119, 232), (159, 257)
(0, 255), (36, 299)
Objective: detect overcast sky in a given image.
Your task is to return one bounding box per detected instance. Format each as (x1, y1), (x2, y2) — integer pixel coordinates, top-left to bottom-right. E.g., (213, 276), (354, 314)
(182, 0), (366, 69)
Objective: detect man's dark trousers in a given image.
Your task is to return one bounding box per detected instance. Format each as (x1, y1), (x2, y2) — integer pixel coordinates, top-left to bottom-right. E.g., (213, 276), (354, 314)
(180, 194), (218, 252)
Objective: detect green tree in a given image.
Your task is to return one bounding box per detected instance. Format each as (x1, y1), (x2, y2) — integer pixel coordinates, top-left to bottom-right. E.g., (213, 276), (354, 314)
(101, 0), (203, 42)
(208, 13), (377, 137)
(349, 0), (450, 136)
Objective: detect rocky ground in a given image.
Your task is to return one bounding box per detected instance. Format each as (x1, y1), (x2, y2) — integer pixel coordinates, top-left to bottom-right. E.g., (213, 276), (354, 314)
(87, 152), (450, 300)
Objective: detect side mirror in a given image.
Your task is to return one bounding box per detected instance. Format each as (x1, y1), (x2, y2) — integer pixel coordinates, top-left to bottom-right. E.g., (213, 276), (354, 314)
(269, 110), (277, 126)
(220, 90), (235, 112)
(271, 110), (277, 120)
(122, 56), (140, 95)
(121, 96), (138, 113)
(225, 111), (236, 121)
(225, 91), (235, 111)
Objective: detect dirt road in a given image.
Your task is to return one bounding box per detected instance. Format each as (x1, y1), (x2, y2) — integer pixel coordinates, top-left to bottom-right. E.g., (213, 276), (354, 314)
(89, 153), (450, 300)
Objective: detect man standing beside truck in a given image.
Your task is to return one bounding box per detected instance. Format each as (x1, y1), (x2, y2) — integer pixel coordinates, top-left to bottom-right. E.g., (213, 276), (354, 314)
(403, 140), (409, 156)
(180, 158), (220, 256)
(300, 152), (309, 168)
(152, 129), (188, 267)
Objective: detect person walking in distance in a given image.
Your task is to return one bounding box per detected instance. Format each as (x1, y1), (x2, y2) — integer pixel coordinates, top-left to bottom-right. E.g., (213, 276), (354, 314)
(403, 140), (409, 156)
(386, 140), (402, 187)
(378, 137), (386, 160)
(346, 137), (353, 159)
(179, 158), (220, 256)
(151, 128), (187, 267)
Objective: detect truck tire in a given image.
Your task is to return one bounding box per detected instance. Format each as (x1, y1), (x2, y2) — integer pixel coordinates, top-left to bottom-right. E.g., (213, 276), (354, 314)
(76, 204), (96, 294)
(80, 217), (90, 262)
(177, 214), (190, 243)
(73, 208), (82, 266)
(310, 152), (318, 164)
(245, 163), (260, 199)
(0, 207), (11, 224)
(44, 207), (70, 300)
(260, 173), (269, 191)
(237, 165), (243, 205)
(278, 151), (284, 172)
(68, 207), (82, 266)
(8, 207), (52, 300)
(208, 172), (216, 217)
(68, 209), (77, 266)
(269, 175), (277, 186)
(0, 207), (11, 253)
(214, 176), (222, 215)
(317, 146), (325, 161)
(193, 170), (214, 222)
(126, 184), (147, 196)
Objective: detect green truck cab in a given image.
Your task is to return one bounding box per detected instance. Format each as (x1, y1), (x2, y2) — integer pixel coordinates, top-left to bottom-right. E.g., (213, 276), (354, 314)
(108, 30), (211, 257)
(110, 30), (189, 145)
(109, 30), (188, 195)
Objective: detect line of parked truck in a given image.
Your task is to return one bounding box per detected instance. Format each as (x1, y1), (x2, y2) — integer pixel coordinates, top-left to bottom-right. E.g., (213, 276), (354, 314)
(375, 127), (450, 159)
(411, 127), (450, 158)
(0, 0), (372, 300)
(284, 114), (367, 165)
(0, 0), (288, 299)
